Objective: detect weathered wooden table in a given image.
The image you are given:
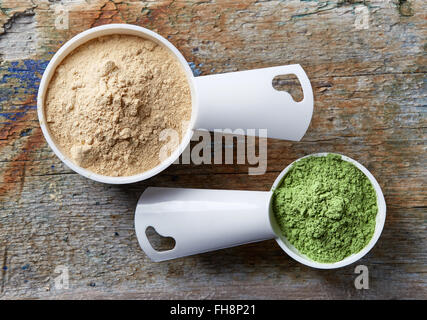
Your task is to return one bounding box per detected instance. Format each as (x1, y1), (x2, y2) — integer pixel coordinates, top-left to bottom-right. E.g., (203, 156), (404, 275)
(0, 0), (426, 299)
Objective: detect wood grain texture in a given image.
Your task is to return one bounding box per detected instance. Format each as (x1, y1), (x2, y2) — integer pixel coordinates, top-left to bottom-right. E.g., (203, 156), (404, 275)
(0, 0), (426, 299)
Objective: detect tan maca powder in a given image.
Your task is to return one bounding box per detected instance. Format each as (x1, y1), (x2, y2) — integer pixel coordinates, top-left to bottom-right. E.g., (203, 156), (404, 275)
(45, 35), (191, 176)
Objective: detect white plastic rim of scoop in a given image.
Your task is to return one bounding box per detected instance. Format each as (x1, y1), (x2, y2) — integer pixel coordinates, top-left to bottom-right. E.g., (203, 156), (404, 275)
(37, 24), (314, 184)
(134, 153), (386, 269)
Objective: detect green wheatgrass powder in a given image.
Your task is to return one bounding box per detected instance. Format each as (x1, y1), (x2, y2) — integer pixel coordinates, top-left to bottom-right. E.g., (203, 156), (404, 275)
(273, 154), (378, 263)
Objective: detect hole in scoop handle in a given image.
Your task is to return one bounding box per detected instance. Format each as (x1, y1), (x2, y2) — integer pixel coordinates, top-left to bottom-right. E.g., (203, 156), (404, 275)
(194, 64), (314, 141)
(134, 187), (275, 262)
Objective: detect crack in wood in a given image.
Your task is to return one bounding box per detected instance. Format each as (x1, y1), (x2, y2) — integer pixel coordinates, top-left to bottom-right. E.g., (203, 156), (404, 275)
(0, 246), (8, 294)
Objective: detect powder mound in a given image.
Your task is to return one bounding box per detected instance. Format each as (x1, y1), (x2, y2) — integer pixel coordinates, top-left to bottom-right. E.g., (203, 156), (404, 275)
(273, 154), (378, 263)
(45, 35), (191, 176)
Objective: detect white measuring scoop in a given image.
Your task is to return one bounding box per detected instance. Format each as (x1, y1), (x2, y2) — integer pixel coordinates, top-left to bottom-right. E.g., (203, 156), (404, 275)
(37, 24), (314, 184)
(135, 153), (386, 269)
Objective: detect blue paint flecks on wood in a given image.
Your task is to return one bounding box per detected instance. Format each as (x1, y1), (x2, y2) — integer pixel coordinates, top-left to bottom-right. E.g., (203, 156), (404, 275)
(0, 59), (49, 122)
(188, 61), (202, 76)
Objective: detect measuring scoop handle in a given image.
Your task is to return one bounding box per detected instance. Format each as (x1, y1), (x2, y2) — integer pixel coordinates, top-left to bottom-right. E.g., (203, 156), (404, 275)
(134, 187), (275, 262)
(194, 64), (314, 141)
